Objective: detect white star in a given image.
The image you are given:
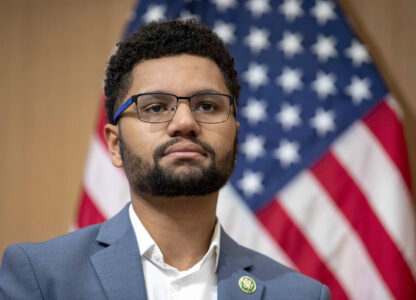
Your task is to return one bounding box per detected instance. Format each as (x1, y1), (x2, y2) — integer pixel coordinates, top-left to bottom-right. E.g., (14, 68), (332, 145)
(309, 108), (336, 137)
(142, 4), (167, 23)
(245, 0), (272, 18)
(310, 0), (337, 25)
(179, 10), (200, 21)
(241, 98), (268, 126)
(213, 21), (236, 44)
(237, 170), (264, 197)
(211, 0), (237, 12)
(241, 134), (266, 161)
(345, 76), (372, 105)
(243, 63), (269, 90)
(244, 27), (270, 54)
(345, 39), (370, 67)
(276, 67), (303, 94)
(311, 71), (337, 99)
(275, 102), (302, 131)
(279, 0), (304, 22)
(274, 139), (301, 168)
(278, 31), (304, 58)
(312, 34), (338, 62)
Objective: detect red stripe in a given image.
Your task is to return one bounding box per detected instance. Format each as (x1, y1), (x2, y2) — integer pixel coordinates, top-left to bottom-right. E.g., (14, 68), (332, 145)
(257, 200), (349, 300)
(77, 188), (106, 228)
(363, 99), (412, 192)
(311, 152), (416, 299)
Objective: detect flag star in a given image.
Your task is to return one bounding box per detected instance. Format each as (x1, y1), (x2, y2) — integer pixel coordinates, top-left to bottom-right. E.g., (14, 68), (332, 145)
(276, 67), (303, 94)
(345, 76), (372, 104)
(142, 4), (167, 23)
(213, 21), (236, 44)
(279, 0), (304, 22)
(274, 139), (300, 168)
(244, 27), (270, 54)
(179, 10), (200, 21)
(245, 0), (272, 18)
(243, 63), (269, 90)
(242, 98), (268, 126)
(237, 170), (264, 197)
(345, 39), (371, 67)
(309, 108), (336, 137)
(311, 71), (337, 99)
(211, 0), (237, 12)
(241, 134), (266, 161)
(278, 31), (304, 58)
(275, 102), (302, 131)
(312, 34), (338, 62)
(310, 0), (337, 25)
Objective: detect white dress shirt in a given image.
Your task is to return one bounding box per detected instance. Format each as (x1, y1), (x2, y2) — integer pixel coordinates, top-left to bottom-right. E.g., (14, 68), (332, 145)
(129, 204), (220, 300)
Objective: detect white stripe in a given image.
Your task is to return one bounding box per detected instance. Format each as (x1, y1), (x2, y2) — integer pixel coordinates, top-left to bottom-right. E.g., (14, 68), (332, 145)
(332, 121), (416, 278)
(385, 95), (403, 120)
(83, 136), (130, 218)
(217, 184), (295, 268)
(279, 171), (393, 300)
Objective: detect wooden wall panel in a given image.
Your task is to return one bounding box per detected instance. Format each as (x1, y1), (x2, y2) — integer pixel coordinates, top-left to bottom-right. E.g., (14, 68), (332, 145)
(0, 0), (137, 256)
(0, 0), (415, 258)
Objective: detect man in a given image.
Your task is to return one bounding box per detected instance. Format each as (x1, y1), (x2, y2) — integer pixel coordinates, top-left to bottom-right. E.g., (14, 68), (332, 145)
(0, 20), (330, 299)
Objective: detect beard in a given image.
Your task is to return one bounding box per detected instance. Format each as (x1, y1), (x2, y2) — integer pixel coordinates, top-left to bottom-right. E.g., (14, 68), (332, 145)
(119, 134), (237, 197)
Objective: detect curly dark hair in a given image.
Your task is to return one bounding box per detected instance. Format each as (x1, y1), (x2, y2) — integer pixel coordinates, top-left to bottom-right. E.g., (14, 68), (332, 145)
(104, 19), (241, 124)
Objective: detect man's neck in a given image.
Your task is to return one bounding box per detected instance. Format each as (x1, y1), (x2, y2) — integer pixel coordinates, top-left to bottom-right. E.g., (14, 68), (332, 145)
(130, 192), (218, 271)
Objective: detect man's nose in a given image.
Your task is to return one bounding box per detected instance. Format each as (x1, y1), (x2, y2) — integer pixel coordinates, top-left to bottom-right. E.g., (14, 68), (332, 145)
(166, 101), (201, 137)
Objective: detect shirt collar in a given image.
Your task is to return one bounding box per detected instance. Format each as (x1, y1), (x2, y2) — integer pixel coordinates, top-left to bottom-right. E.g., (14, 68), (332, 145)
(128, 203), (221, 271)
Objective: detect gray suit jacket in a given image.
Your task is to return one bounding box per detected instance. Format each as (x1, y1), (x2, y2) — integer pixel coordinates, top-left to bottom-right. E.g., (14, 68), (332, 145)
(0, 204), (330, 299)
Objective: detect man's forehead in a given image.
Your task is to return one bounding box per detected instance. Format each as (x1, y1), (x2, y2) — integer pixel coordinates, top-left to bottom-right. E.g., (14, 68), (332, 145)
(132, 54), (217, 73)
(128, 54), (230, 95)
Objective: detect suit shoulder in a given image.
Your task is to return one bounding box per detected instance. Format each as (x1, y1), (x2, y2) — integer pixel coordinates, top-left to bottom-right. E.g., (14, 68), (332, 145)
(0, 223), (114, 299)
(4, 223), (103, 262)
(238, 245), (330, 299)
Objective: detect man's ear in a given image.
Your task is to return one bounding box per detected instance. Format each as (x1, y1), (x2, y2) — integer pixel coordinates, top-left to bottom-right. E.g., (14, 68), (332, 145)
(104, 123), (123, 168)
(234, 121), (240, 166)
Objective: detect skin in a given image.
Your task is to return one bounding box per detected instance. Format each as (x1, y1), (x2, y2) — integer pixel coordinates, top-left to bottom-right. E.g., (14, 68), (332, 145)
(104, 54), (239, 271)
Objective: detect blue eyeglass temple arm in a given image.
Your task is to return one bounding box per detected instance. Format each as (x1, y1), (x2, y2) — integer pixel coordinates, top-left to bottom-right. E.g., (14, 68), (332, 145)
(113, 97), (134, 123)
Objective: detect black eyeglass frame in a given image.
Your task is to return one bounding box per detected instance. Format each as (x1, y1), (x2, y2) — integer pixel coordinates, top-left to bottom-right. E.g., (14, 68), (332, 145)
(113, 92), (236, 124)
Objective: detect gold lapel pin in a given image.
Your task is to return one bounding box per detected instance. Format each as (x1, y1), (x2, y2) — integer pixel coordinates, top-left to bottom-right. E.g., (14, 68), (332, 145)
(238, 275), (257, 294)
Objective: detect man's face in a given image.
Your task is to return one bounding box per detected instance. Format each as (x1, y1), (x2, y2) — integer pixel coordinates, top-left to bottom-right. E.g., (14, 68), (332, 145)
(113, 54), (239, 197)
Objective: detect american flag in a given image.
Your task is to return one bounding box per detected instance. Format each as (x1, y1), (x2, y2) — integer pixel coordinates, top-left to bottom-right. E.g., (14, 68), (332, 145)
(77, 0), (416, 299)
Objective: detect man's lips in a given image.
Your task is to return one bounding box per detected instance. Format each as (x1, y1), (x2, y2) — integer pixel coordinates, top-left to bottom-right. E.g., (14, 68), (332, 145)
(163, 143), (207, 159)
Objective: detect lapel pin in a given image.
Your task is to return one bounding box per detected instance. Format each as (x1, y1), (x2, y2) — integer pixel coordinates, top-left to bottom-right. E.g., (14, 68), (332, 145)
(238, 275), (257, 294)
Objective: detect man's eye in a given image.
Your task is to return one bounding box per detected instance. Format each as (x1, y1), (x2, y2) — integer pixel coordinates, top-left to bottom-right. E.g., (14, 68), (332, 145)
(145, 104), (167, 113)
(196, 102), (216, 112)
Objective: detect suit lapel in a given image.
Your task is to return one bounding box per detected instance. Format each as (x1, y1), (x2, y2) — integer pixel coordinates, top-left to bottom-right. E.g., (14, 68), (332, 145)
(217, 229), (265, 300)
(90, 204), (148, 300)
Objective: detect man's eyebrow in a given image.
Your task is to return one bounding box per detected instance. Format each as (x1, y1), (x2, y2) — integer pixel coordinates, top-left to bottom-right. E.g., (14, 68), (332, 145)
(136, 88), (225, 96)
(191, 88), (224, 95)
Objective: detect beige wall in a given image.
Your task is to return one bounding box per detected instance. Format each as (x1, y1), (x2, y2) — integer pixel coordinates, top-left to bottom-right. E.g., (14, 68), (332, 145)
(0, 0), (415, 258)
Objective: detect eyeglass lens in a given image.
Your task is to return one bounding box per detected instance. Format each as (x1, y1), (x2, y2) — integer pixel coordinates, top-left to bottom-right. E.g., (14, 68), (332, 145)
(136, 93), (230, 123)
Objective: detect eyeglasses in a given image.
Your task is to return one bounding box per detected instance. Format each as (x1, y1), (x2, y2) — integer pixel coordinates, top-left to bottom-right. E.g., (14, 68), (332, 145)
(113, 92), (235, 124)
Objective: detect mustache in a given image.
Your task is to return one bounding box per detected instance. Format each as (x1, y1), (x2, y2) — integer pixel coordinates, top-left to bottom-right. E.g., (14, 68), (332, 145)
(153, 137), (216, 160)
